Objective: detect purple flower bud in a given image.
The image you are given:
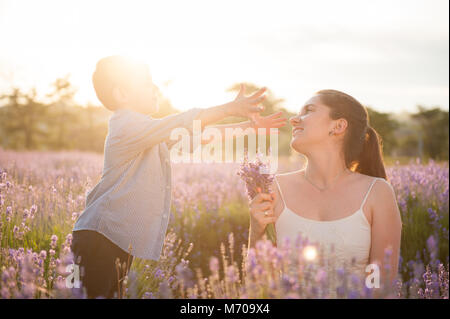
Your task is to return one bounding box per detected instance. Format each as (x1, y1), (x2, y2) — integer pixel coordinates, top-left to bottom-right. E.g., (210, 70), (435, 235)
(39, 250), (47, 260)
(154, 268), (164, 279)
(30, 205), (37, 215)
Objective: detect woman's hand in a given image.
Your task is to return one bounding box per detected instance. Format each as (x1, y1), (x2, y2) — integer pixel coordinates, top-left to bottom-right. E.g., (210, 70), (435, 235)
(249, 192), (277, 237)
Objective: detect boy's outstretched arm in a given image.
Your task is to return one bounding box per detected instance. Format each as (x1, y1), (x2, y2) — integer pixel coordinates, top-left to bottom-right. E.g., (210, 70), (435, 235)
(113, 84), (268, 160)
(193, 84), (267, 129)
(200, 112), (287, 145)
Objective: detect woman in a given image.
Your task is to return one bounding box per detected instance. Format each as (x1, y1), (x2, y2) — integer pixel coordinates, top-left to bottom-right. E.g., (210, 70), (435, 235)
(248, 89), (402, 295)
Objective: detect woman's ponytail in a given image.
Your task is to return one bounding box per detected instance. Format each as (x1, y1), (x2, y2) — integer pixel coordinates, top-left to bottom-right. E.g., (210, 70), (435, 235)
(316, 89), (388, 180)
(354, 126), (387, 180)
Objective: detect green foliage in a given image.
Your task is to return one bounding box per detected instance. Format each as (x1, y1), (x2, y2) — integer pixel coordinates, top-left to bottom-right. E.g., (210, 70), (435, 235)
(169, 201), (250, 276)
(0, 88), (51, 149)
(366, 107), (400, 155)
(411, 106), (449, 160)
(0, 76), (178, 153)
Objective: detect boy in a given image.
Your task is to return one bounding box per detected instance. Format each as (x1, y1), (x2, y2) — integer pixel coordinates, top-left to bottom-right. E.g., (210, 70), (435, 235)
(71, 55), (285, 298)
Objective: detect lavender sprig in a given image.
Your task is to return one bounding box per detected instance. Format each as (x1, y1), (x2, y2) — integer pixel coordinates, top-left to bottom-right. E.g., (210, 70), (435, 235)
(237, 150), (277, 246)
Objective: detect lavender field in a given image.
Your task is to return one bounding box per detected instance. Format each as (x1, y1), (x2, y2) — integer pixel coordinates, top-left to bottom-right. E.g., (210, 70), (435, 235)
(0, 148), (448, 299)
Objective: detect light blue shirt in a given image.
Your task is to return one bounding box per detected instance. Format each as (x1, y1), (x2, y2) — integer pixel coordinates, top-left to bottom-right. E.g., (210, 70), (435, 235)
(73, 107), (202, 260)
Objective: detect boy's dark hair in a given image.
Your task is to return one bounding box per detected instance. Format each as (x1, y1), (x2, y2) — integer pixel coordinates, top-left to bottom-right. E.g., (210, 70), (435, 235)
(92, 55), (147, 111)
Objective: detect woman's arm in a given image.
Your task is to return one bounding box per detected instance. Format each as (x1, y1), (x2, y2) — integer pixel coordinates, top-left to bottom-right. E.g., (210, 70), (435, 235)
(369, 179), (403, 292)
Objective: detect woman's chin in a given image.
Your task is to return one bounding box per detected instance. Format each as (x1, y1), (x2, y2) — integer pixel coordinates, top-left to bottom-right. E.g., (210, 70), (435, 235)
(290, 140), (304, 153)
(292, 134), (313, 151)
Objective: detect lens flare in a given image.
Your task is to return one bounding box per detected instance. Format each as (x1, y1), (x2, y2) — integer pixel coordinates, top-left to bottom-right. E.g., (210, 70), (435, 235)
(303, 245), (317, 261)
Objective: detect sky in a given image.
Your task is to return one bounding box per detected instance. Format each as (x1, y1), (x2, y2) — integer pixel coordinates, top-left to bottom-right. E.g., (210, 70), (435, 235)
(0, 0), (448, 114)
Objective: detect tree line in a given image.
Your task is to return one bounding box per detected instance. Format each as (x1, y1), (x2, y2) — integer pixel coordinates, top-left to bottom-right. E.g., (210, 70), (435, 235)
(0, 77), (448, 161)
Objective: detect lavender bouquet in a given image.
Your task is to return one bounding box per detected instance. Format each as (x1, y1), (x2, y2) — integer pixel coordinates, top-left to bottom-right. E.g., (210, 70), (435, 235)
(237, 150), (277, 246)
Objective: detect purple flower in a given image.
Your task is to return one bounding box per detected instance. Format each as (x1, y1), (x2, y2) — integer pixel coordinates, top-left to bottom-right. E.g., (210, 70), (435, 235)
(226, 266), (239, 283)
(175, 263), (194, 288)
(39, 250), (47, 260)
(154, 268), (164, 279)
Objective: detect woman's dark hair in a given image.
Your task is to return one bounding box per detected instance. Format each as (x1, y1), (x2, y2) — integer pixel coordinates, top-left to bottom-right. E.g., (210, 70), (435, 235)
(316, 89), (387, 180)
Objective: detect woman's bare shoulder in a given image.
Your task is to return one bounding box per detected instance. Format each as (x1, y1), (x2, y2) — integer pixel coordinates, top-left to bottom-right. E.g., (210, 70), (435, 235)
(355, 173), (397, 218)
(371, 177), (396, 200)
(272, 170), (304, 202)
(352, 172), (391, 186)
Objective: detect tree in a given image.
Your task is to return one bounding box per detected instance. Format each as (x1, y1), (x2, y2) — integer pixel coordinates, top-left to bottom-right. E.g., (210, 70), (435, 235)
(45, 74), (79, 149)
(0, 87), (50, 149)
(366, 107), (400, 156)
(411, 106), (449, 160)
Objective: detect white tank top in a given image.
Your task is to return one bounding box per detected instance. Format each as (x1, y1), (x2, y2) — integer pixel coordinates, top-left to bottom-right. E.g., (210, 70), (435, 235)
(274, 176), (382, 282)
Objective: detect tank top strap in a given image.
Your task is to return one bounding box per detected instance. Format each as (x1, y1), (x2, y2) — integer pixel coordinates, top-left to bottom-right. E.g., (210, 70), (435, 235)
(273, 175), (287, 210)
(360, 177), (382, 210)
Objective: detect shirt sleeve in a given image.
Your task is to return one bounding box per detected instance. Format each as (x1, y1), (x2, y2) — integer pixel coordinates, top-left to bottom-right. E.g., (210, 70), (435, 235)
(110, 108), (203, 160)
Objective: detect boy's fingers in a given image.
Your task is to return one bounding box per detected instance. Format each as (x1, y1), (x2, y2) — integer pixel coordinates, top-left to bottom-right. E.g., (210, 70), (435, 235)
(251, 95), (266, 105)
(256, 129), (279, 135)
(272, 123), (285, 128)
(272, 118), (287, 124)
(266, 111), (284, 119)
(249, 105), (264, 113)
(237, 83), (245, 97)
(249, 87), (267, 99)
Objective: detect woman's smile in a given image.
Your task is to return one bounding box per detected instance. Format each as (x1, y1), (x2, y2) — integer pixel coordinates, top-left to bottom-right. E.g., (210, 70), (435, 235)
(292, 126), (304, 135)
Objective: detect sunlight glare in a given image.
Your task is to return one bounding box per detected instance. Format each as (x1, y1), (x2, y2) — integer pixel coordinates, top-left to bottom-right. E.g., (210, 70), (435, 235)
(303, 245), (317, 261)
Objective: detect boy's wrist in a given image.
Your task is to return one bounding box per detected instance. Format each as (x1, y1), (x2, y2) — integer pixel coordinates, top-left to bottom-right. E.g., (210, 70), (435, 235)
(223, 101), (238, 117)
(248, 119), (256, 129)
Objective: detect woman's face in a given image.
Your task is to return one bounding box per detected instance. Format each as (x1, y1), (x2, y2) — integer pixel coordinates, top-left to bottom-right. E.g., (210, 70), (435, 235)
(289, 95), (336, 153)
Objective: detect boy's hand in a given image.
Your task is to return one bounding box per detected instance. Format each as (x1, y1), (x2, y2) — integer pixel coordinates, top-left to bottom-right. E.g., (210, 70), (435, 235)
(250, 111), (287, 134)
(227, 84), (267, 118)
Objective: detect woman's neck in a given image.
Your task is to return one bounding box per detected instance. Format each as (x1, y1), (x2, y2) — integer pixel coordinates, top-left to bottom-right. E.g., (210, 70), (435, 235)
(304, 151), (350, 189)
